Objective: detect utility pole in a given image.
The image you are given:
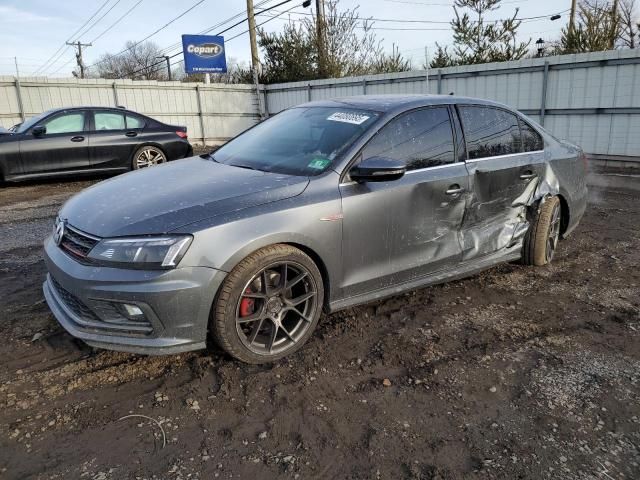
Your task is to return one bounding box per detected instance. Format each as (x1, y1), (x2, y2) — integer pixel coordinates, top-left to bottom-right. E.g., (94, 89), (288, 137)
(569, 0), (577, 36)
(66, 41), (92, 79)
(315, 0), (326, 76)
(14, 57), (25, 121)
(424, 46), (429, 93)
(156, 55), (172, 80)
(246, 0), (264, 117)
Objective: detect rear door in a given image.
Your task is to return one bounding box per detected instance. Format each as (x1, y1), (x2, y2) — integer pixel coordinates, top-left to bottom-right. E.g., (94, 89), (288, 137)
(457, 105), (546, 260)
(339, 106), (468, 298)
(88, 110), (146, 169)
(19, 110), (90, 175)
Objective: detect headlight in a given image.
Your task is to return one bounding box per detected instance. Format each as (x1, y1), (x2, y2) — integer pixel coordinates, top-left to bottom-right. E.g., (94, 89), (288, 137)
(87, 235), (192, 269)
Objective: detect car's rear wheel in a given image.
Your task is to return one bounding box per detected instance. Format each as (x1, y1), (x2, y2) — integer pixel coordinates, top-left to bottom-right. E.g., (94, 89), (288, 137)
(522, 195), (562, 266)
(132, 145), (166, 169)
(211, 245), (324, 364)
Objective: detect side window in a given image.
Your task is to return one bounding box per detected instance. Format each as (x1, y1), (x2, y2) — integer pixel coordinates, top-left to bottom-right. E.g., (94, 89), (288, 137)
(126, 114), (145, 129)
(520, 119), (543, 152)
(459, 106), (522, 160)
(94, 111), (125, 131)
(42, 112), (85, 134)
(361, 107), (455, 171)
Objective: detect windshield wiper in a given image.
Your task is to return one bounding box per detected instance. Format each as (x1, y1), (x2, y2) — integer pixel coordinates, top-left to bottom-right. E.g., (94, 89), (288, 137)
(230, 163), (260, 171)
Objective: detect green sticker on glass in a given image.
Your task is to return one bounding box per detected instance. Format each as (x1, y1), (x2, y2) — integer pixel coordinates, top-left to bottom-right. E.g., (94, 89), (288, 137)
(308, 158), (330, 169)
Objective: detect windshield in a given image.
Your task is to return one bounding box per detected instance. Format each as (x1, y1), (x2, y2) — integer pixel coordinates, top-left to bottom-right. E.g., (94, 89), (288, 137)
(212, 106), (380, 176)
(16, 111), (50, 133)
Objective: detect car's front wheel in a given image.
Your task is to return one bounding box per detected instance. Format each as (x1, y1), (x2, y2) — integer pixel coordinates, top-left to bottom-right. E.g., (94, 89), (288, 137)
(132, 145), (166, 169)
(211, 245), (324, 364)
(522, 195), (562, 266)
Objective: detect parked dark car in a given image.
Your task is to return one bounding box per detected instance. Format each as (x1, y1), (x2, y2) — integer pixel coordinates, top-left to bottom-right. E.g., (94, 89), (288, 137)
(0, 107), (192, 182)
(43, 95), (588, 364)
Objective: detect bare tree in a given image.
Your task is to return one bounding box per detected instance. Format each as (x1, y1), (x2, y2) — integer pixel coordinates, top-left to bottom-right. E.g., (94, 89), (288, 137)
(257, 0), (410, 84)
(94, 41), (168, 80)
(618, 0), (638, 47)
(559, 0), (620, 53)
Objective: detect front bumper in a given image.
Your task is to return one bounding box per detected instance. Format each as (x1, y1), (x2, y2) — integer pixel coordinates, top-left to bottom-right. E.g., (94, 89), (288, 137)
(43, 235), (227, 355)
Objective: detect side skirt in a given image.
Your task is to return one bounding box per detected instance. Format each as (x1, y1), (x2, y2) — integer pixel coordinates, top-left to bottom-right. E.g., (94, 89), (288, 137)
(328, 244), (523, 313)
(5, 167), (128, 183)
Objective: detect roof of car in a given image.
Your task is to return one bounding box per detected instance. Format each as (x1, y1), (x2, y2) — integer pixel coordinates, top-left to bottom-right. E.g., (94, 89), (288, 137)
(297, 94), (512, 113)
(43, 106), (136, 114)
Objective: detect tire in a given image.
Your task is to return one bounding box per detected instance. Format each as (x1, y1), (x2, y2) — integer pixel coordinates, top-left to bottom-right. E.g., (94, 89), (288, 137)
(522, 196), (562, 266)
(211, 244), (325, 364)
(132, 145), (166, 170)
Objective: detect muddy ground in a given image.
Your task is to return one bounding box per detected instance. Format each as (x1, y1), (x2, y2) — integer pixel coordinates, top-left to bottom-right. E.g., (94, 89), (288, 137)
(0, 167), (638, 480)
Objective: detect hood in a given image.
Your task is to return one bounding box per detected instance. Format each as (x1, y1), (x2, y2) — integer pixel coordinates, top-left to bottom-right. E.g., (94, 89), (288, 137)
(0, 127), (11, 135)
(59, 156), (310, 237)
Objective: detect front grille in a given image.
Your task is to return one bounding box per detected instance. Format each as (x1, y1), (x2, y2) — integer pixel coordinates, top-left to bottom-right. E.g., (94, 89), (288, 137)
(49, 275), (100, 322)
(59, 224), (100, 262)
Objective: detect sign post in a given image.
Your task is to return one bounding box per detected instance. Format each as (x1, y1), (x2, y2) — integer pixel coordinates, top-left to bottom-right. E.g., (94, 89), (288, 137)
(182, 35), (227, 74)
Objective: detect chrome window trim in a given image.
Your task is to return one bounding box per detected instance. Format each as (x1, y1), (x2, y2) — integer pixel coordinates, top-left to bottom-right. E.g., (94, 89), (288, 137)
(465, 149), (544, 163)
(405, 162), (462, 174)
(339, 161), (463, 185)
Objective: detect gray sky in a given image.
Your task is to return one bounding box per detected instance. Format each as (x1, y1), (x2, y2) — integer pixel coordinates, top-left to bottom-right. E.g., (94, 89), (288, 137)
(0, 0), (569, 77)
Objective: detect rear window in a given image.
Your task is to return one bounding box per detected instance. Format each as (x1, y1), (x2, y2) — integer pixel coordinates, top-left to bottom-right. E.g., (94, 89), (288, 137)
(126, 114), (145, 129)
(520, 119), (543, 152)
(95, 112), (125, 131)
(459, 106), (522, 160)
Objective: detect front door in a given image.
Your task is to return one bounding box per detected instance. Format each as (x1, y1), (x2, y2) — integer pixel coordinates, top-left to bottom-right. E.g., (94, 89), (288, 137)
(339, 106), (468, 299)
(457, 105), (547, 260)
(19, 110), (90, 175)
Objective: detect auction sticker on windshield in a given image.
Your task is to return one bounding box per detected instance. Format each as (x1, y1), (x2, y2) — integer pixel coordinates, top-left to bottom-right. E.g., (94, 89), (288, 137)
(327, 112), (371, 125)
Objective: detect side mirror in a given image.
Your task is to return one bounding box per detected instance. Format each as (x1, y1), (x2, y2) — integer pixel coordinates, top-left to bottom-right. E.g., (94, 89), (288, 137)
(32, 125), (46, 137)
(349, 156), (406, 183)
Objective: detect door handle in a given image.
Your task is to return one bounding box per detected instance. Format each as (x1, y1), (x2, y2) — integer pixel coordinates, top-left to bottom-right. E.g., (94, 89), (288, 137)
(445, 185), (465, 195)
(520, 171), (537, 180)
(125, 131), (138, 137)
(70, 136), (85, 142)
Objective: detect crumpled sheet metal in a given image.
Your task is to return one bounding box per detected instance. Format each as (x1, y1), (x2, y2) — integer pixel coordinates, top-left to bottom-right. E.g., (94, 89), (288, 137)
(460, 160), (561, 261)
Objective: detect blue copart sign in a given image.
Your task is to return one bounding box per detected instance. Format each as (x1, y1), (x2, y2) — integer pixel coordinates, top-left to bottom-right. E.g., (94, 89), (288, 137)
(182, 35), (227, 74)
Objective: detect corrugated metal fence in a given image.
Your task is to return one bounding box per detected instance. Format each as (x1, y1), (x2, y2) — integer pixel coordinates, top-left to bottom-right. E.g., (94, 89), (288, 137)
(0, 49), (639, 159)
(0, 77), (259, 143)
(264, 49), (640, 160)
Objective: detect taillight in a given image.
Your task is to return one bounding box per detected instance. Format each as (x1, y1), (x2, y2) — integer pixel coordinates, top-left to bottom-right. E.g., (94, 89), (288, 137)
(176, 131), (188, 139)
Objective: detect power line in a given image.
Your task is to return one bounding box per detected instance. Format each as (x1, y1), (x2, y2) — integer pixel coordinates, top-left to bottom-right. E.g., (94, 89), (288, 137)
(90, 0), (146, 43)
(33, 0), (112, 75)
(73, 0), (123, 41)
(138, 0), (305, 79)
(113, 0), (298, 80)
(151, 0), (273, 59)
(260, 7), (570, 24)
(37, 0), (125, 75)
(40, 0), (146, 76)
(87, 0), (208, 70)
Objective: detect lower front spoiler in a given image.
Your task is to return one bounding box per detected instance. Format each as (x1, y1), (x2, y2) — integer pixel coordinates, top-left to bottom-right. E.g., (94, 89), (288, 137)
(43, 278), (206, 356)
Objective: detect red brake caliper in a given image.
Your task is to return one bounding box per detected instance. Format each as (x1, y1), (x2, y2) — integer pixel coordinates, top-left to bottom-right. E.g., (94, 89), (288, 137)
(239, 288), (255, 317)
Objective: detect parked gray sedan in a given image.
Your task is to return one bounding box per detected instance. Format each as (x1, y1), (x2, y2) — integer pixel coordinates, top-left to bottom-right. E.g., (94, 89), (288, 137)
(43, 95), (588, 363)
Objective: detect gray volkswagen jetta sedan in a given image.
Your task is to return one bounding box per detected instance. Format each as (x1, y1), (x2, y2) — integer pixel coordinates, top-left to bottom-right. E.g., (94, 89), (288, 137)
(43, 95), (588, 363)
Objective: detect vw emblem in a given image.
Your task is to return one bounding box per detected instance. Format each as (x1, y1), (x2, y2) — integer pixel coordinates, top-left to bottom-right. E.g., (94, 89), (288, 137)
(53, 220), (65, 246)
